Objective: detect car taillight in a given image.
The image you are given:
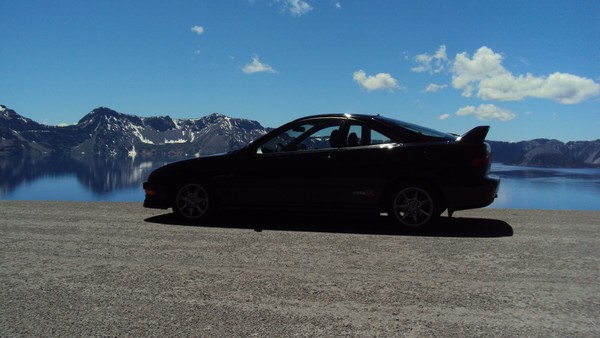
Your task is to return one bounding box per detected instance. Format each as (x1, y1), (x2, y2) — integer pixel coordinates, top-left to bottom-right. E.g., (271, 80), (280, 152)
(471, 154), (491, 174)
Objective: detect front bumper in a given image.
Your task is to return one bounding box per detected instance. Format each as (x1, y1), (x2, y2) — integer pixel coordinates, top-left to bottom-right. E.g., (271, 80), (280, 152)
(443, 174), (500, 213)
(143, 182), (170, 209)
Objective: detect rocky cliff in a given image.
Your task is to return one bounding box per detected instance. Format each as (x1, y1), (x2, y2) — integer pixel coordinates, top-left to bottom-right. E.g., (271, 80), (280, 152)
(488, 139), (600, 168)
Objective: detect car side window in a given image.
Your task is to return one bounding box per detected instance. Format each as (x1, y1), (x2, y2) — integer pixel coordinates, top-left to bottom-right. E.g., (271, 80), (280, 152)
(256, 120), (343, 154)
(346, 123), (392, 147)
(370, 129), (392, 145)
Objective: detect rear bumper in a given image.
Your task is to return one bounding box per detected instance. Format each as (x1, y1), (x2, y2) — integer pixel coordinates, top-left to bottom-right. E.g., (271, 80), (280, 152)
(143, 182), (170, 209)
(443, 174), (500, 212)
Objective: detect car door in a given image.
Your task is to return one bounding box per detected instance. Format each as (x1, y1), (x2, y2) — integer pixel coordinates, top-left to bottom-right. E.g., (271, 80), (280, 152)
(330, 121), (406, 208)
(228, 118), (344, 208)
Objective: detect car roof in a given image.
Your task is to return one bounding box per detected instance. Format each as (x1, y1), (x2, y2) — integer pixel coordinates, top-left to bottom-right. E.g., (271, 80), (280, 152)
(291, 113), (379, 122)
(288, 113), (456, 141)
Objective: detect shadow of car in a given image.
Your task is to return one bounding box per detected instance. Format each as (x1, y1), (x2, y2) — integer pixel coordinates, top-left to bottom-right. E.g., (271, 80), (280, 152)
(144, 210), (513, 238)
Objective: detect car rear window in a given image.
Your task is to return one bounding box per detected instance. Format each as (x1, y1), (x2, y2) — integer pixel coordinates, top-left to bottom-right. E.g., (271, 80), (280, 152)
(377, 116), (455, 140)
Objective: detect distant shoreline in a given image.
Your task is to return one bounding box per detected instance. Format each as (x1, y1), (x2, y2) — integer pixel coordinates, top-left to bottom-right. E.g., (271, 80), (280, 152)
(1, 199), (598, 214)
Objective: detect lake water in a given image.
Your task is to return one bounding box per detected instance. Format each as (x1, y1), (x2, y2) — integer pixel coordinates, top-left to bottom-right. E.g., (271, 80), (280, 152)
(1, 157), (599, 211)
(490, 164), (600, 210)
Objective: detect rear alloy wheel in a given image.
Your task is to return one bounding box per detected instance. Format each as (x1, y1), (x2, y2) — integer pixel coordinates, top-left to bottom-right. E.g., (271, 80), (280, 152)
(390, 186), (437, 228)
(173, 183), (212, 221)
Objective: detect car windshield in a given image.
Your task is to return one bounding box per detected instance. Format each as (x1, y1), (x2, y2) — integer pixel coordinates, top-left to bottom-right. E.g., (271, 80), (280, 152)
(256, 119), (343, 154)
(377, 116), (455, 140)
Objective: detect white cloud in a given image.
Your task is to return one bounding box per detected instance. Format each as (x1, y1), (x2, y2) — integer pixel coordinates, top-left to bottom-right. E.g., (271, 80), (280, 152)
(411, 45), (448, 74)
(282, 0), (313, 16)
(334, 1), (341, 9)
(480, 72), (600, 104)
(455, 104), (516, 122)
(242, 55), (278, 74)
(452, 46), (600, 104)
(191, 25), (204, 35)
(438, 114), (450, 120)
(425, 83), (448, 93)
(353, 70), (400, 92)
(451, 47), (505, 97)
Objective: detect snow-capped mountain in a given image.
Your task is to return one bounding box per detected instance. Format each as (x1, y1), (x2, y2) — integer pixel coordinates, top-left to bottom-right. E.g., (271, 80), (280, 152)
(0, 105), (268, 158)
(2, 105), (599, 167)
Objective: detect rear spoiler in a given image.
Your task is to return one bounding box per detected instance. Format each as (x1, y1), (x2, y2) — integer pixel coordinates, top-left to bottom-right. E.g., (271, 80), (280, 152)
(457, 126), (490, 144)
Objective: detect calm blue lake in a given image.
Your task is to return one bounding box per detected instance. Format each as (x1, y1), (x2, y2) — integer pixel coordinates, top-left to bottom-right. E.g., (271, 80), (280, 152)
(490, 164), (600, 210)
(1, 157), (599, 211)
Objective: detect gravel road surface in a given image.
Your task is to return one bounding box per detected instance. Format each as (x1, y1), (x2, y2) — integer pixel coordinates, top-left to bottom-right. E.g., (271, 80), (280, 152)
(1, 200), (599, 337)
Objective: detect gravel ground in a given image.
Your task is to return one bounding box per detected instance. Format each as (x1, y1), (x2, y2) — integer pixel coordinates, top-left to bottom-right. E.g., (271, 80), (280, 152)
(1, 200), (599, 337)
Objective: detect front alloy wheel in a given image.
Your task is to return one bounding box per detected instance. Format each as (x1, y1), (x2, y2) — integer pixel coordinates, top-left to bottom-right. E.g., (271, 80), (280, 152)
(174, 183), (211, 220)
(391, 186), (436, 228)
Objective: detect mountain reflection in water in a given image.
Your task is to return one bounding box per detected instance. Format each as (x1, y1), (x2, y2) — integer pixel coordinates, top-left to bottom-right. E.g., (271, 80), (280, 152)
(1, 158), (599, 210)
(0, 155), (169, 201)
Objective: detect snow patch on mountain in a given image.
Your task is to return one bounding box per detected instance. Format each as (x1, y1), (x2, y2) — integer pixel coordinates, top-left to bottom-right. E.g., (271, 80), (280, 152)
(131, 124), (155, 144)
(164, 138), (187, 144)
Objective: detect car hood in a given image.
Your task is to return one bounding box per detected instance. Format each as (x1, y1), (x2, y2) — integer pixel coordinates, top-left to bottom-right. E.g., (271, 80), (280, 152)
(147, 150), (241, 182)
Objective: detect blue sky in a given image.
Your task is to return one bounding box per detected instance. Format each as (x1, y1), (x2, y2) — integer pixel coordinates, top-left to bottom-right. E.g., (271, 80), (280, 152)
(1, 0), (599, 142)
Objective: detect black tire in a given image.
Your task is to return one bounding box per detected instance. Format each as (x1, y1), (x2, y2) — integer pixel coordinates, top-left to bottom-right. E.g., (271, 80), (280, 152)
(172, 182), (214, 221)
(389, 185), (439, 228)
